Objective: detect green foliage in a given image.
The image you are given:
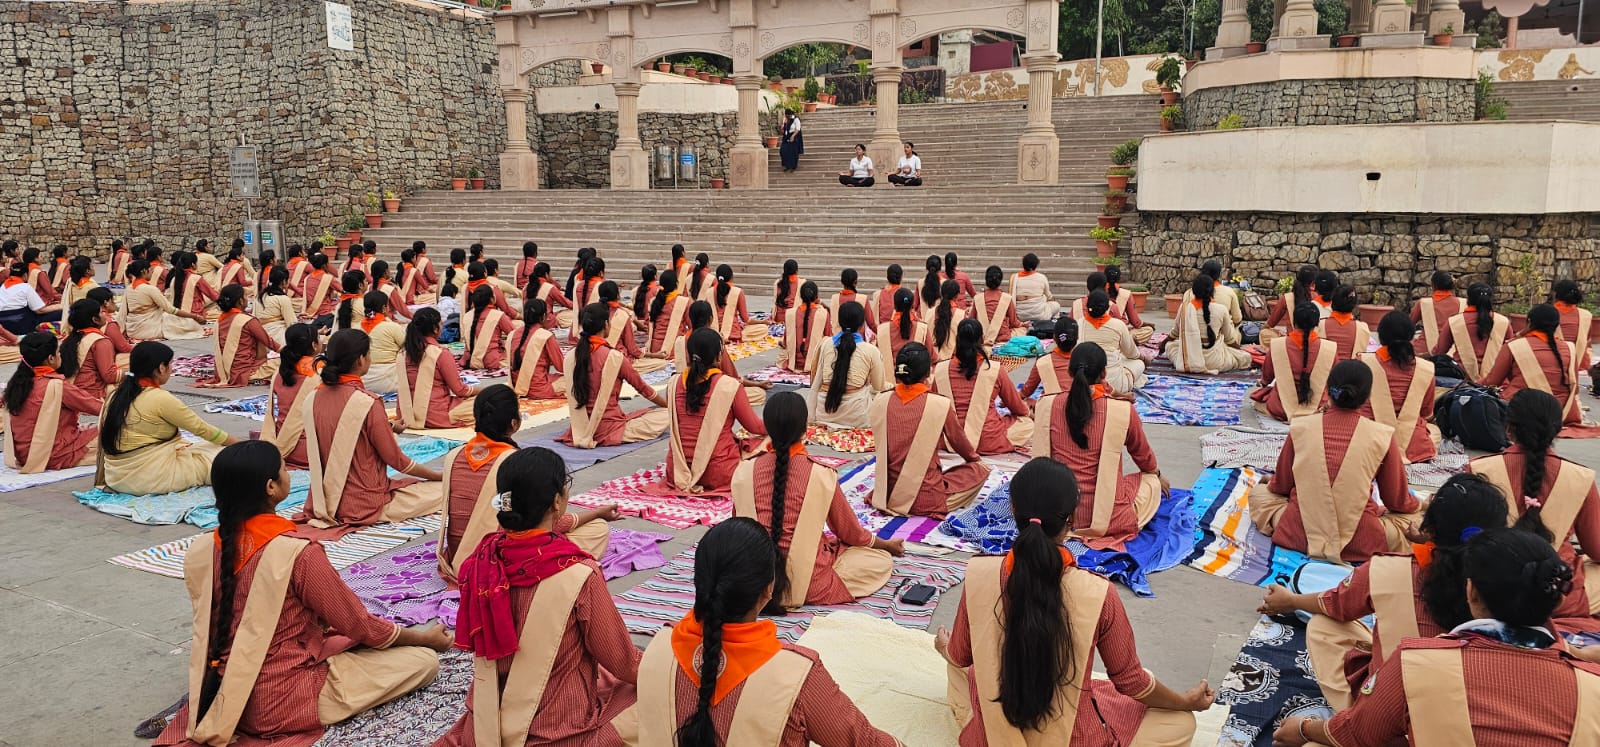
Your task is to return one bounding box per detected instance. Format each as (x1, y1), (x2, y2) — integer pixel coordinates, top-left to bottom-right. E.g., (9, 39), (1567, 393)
(468, 166), (481, 178)
(1156, 55), (1183, 89)
(1502, 254), (1540, 313)
(1160, 104), (1183, 121)
(763, 44), (844, 79)
(1473, 12), (1506, 48)
(1106, 166), (1134, 177)
(1215, 113), (1245, 129)
(365, 192), (380, 212)
(319, 231), (337, 246)
(1475, 70), (1508, 120)
(344, 210), (365, 231)
(1109, 139), (1140, 166)
(855, 59), (872, 79)
(383, 189), (397, 200)
(1089, 226), (1127, 241)
(1094, 255), (1124, 266)
(802, 77), (821, 102)
(1275, 275), (1295, 295)
(899, 86), (933, 105)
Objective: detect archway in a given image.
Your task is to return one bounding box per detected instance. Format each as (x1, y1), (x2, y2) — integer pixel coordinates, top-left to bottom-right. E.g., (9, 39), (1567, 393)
(494, 0), (1061, 189)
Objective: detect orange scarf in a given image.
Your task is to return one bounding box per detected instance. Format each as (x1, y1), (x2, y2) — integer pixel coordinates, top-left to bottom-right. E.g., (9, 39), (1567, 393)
(1002, 546), (1077, 574)
(1555, 301), (1577, 314)
(288, 257), (304, 267)
(1191, 299), (1206, 310)
(1432, 290), (1454, 302)
(1018, 270), (1035, 278)
(1090, 383), (1109, 399)
(1376, 347), (1392, 362)
(361, 313), (387, 333)
(337, 374), (364, 388)
(895, 383), (928, 403)
(1054, 346), (1073, 360)
(78, 326), (101, 336)
(31, 365), (56, 376)
(1527, 330), (1550, 342)
(76, 278), (93, 288)
(339, 293), (360, 303)
(1464, 306), (1481, 315)
(295, 358), (318, 378)
(664, 290), (680, 306)
(683, 368), (722, 388)
(219, 514), (297, 572)
(671, 611), (783, 706)
(787, 442), (807, 458)
(1294, 330), (1319, 347)
(1413, 542), (1435, 569)
(468, 278), (487, 292)
(1328, 310), (1354, 325)
(1086, 313), (1110, 329)
(137, 377), (158, 388)
(588, 335), (608, 351)
(1, 277), (22, 289)
(463, 433), (516, 471)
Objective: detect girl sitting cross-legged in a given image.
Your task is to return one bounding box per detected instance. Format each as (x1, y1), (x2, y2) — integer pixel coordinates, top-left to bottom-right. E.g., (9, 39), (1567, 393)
(810, 301), (887, 430)
(559, 304), (671, 449)
(99, 341), (239, 495)
(398, 308), (482, 430)
(507, 298), (567, 400)
(197, 285), (281, 388)
(1358, 312), (1439, 464)
(1481, 303), (1585, 428)
(1251, 302), (1335, 422)
(656, 329), (767, 495)
(932, 318), (1033, 456)
(1317, 285), (1369, 364)
(782, 280), (829, 375)
(3, 333), (100, 473)
(1164, 273), (1251, 375)
(867, 343), (990, 519)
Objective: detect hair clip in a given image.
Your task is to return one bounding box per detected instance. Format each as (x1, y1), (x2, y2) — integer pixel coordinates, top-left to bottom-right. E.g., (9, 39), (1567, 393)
(1458, 526), (1482, 543)
(1524, 495), (1543, 509)
(895, 363), (909, 375)
(493, 492), (513, 512)
(1027, 517), (1042, 525)
(1328, 386), (1344, 400)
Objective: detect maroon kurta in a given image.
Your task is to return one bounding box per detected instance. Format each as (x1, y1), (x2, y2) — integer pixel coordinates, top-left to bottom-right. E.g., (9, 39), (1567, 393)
(743, 454), (878, 605)
(876, 392), (987, 518)
(301, 271), (339, 318)
(1359, 355), (1438, 462)
(510, 330), (566, 400)
(977, 289), (1023, 343)
(459, 310), (515, 370)
(155, 538), (404, 747)
(306, 384), (424, 527)
(1250, 334), (1333, 421)
(1468, 447), (1600, 624)
(103, 320), (136, 354)
(8, 371), (99, 469)
(270, 372), (313, 470)
(531, 281), (575, 330)
(948, 565), (1157, 746)
(1021, 350), (1074, 398)
(405, 340), (475, 429)
(647, 297), (690, 353)
(443, 467), (579, 571)
(879, 318), (938, 364)
(207, 313), (279, 387)
(1480, 333), (1582, 425)
(936, 361), (1030, 455)
(1040, 395), (1159, 550)
(72, 333), (119, 397)
(1321, 314), (1367, 362)
(466, 279), (517, 320)
(1411, 295), (1462, 354)
(1266, 409), (1417, 562)
(1316, 554), (1441, 695)
(557, 346), (659, 448)
(871, 284), (908, 327)
(660, 373), (766, 493)
(514, 258), (539, 292)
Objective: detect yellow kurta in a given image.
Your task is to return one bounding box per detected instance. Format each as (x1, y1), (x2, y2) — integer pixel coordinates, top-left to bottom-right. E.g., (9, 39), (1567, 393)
(809, 342), (886, 429)
(102, 387), (229, 495)
(362, 320), (408, 394)
(254, 293), (297, 346)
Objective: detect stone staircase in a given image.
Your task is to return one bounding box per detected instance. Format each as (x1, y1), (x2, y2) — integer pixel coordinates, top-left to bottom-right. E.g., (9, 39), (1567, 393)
(1497, 80), (1600, 122)
(767, 95), (1163, 188)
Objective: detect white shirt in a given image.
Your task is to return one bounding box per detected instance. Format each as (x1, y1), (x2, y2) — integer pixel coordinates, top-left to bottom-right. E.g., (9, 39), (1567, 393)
(898, 154), (922, 176)
(0, 281), (45, 312)
(850, 156), (874, 178)
(787, 117), (802, 135)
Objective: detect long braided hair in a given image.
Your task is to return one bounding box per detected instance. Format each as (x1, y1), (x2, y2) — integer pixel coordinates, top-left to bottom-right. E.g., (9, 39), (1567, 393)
(933, 279), (960, 349)
(1505, 389), (1565, 544)
(5, 334), (57, 416)
(510, 298), (548, 374)
(1290, 302), (1320, 405)
(1526, 304), (1568, 388)
(1191, 274), (1218, 349)
(759, 391), (809, 615)
(633, 264), (658, 319)
(775, 259), (798, 309)
(683, 328), (722, 413)
(56, 300), (103, 379)
(675, 518), (777, 747)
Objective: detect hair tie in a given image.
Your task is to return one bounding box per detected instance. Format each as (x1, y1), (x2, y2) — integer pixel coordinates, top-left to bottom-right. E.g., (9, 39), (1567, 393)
(1458, 526), (1483, 543)
(1524, 495), (1543, 509)
(493, 491), (513, 512)
(895, 363), (909, 376)
(1027, 518), (1042, 525)
(1328, 385), (1344, 401)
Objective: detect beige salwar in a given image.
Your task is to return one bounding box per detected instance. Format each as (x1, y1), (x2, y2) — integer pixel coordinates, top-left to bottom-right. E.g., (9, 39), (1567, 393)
(100, 387), (229, 495)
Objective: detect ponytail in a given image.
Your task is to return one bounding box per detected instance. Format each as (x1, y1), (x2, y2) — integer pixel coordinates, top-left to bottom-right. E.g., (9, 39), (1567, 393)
(920, 255), (942, 309)
(464, 285), (494, 360)
(1506, 389), (1564, 541)
(650, 270), (678, 325)
(759, 392), (808, 615)
(894, 287), (915, 341)
(775, 259), (798, 309)
(6, 334), (57, 415)
(676, 519), (776, 747)
(825, 302), (866, 413)
(511, 298), (547, 372)
(405, 308), (442, 365)
(571, 304), (608, 405)
(954, 318), (985, 379)
(1291, 302), (1320, 405)
(102, 342), (174, 455)
(336, 270), (364, 330)
(633, 264), (658, 319)
(279, 324), (316, 387)
(684, 329), (721, 412)
(998, 458), (1080, 731)
(57, 300), (102, 378)
(1468, 283), (1495, 341)
(1527, 304), (1567, 387)
(714, 264), (733, 309)
(933, 280), (959, 349)
(319, 329), (370, 386)
(1191, 274), (1217, 349)
(1063, 344), (1105, 449)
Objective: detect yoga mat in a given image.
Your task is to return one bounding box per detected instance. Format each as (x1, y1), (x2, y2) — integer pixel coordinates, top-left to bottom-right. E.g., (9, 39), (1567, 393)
(837, 459), (992, 553)
(339, 529), (672, 628)
(1183, 467), (1314, 588)
(569, 456), (853, 530)
(108, 514), (442, 580)
(727, 335), (780, 360)
(1200, 425), (1469, 489)
(795, 612), (961, 746)
(941, 480), (1199, 597)
(0, 462), (96, 493)
(315, 650), (471, 747)
(75, 436), (458, 528)
(744, 365), (812, 386)
(614, 544), (967, 642)
(524, 434), (667, 471)
(206, 392), (400, 420)
(1215, 615), (1331, 747)
(806, 424), (873, 453)
(1134, 374), (1254, 427)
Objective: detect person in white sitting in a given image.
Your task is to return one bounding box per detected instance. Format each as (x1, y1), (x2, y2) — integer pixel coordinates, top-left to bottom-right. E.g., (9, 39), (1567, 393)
(838, 144), (875, 187)
(888, 142), (923, 187)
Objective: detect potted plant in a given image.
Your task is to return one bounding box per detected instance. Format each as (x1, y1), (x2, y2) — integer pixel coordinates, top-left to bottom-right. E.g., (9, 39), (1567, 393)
(1089, 226), (1125, 258)
(1107, 139), (1138, 188)
(802, 77), (821, 111)
(769, 74), (783, 91)
(1105, 190), (1130, 213)
(364, 193), (382, 229)
(382, 189), (400, 213)
(1097, 213), (1122, 229)
(1434, 23), (1454, 47)
(657, 59), (672, 73)
(1093, 255), (1123, 274)
(1160, 104), (1183, 133)
(1357, 289), (1394, 321)
(1335, 33), (1358, 47)
(710, 177), (725, 189)
(469, 167), (485, 190)
(451, 166), (467, 191)
(1165, 293), (1185, 316)
(1216, 112), (1245, 130)
(1246, 28), (1268, 54)
(591, 61), (606, 74)
(499, 1), (512, 9)
(1125, 283), (1151, 312)
(344, 212), (363, 244)
(319, 231), (338, 256)
(1155, 56), (1183, 105)
(684, 64), (697, 78)
(1106, 167), (1133, 192)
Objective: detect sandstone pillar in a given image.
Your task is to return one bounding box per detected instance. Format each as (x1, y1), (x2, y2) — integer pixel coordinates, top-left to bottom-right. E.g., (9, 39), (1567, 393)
(609, 82), (650, 190)
(866, 67), (903, 182)
(1209, 0), (1253, 58)
(1350, 0), (1373, 34)
(1364, 0), (1422, 44)
(1426, 0), (1465, 37)
(1270, 0), (1330, 49)
(730, 75), (769, 189)
(499, 88), (540, 190)
(1017, 54), (1060, 185)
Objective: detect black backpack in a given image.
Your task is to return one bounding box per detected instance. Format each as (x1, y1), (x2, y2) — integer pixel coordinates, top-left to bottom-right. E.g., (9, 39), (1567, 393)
(1028, 319), (1056, 339)
(1428, 354), (1468, 385)
(1434, 384), (1509, 452)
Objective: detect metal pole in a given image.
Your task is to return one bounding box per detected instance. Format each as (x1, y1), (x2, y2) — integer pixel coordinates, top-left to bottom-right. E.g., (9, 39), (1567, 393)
(1095, 0), (1105, 96)
(1579, 0), (1587, 45)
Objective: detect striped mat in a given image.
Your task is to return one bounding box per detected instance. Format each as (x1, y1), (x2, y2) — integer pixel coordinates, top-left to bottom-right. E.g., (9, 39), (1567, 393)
(1182, 467), (1314, 588)
(108, 514), (442, 580)
(568, 455), (854, 530)
(837, 459), (1001, 553)
(744, 365), (812, 386)
(614, 544), (968, 643)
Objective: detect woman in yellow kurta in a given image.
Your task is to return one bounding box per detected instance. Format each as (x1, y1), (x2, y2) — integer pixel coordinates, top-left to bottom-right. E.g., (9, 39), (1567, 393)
(359, 290), (406, 394)
(99, 341), (240, 495)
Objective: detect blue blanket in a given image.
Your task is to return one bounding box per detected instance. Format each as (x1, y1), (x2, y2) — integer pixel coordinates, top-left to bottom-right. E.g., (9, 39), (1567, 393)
(1024, 373), (1252, 427)
(205, 392), (399, 421)
(940, 481), (1198, 597)
(1182, 467), (1313, 588)
(1216, 616), (1332, 747)
(74, 436), (459, 528)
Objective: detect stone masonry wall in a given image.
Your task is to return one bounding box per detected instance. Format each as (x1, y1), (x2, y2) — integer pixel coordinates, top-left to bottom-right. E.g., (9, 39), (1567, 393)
(537, 111), (739, 189)
(0, 0), (576, 255)
(1131, 212), (1600, 308)
(1183, 78), (1475, 130)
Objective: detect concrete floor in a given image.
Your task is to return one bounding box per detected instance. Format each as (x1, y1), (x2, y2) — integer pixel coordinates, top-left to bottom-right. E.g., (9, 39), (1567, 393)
(1, 300), (1597, 747)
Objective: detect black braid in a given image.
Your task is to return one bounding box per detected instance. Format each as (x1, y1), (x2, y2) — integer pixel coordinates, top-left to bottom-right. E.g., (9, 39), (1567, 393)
(763, 446), (791, 616)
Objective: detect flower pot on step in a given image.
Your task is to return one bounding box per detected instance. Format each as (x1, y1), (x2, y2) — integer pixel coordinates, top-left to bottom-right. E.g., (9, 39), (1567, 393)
(1508, 312), (1528, 335)
(658, 62), (672, 73)
(1106, 174), (1130, 191)
(452, 178), (466, 191)
(684, 67), (696, 77)
(1095, 240), (1117, 258)
(1165, 293), (1184, 317)
(764, 136), (781, 148)
(1160, 118), (1175, 133)
(1433, 33), (1453, 46)
(1106, 195), (1129, 213)
(336, 237), (353, 252)
(591, 62), (605, 74)
(1335, 35), (1358, 47)
(1356, 303), (1393, 321)
(1160, 87), (1178, 105)
(1130, 290), (1150, 312)
(383, 198), (400, 213)
(803, 102), (818, 113)
(786, 86), (798, 94)
(1246, 41), (1266, 53)
(470, 178), (486, 190)
(346, 229), (361, 244)
(1097, 215), (1122, 229)
(365, 213), (382, 229)
(710, 177), (725, 189)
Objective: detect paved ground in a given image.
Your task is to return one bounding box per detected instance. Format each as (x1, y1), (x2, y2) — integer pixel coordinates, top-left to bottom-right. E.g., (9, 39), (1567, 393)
(2, 297), (1596, 747)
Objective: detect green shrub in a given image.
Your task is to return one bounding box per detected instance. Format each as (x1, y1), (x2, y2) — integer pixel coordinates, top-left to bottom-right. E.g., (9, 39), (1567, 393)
(1109, 139), (1140, 166)
(1216, 113), (1245, 130)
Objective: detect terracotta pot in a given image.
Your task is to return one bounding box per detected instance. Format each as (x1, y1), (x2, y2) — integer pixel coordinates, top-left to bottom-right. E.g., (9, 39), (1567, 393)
(365, 213), (382, 229)
(803, 102), (818, 113)
(335, 237), (353, 252)
(684, 67), (696, 77)
(470, 177), (486, 190)
(322, 244), (340, 259)
(1165, 293), (1184, 317)
(1106, 174), (1130, 191)
(1160, 87), (1178, 105)
(451, 178), (466, 191)
(1433, 33), (1453, 47)
(383, 198), (400, 213)
(722, 77), (734, 85)
(764, 136), (781, 148)
(1508, 312), (1528, 335)
(1246, 41), (1266, 53)
(769, 81), (782, 91)
(499, 1), (511, 8)
(1106, 195), (1129, 213)
(1094, 262), (1115, 275)
(1160, 117), (1175, 133)
(591, 62), (605, 74)
(673, 64), (686, 75)
(1129, 290), (1150, 312)
(709, 177), (725, 189)
(1356, 303), (1393, 321)
(346, 229), (361, 243)
(1336, 35), (1358, 48)
(1095, 240), (1117, 257)
(697, 73), (711, 81)
(1097, 215), (1122, 229)
(464, 0), (477, 6)
(1185, 59), (1198, 71)
(658, 62), (672, 73)
(785, 86), (798, 94)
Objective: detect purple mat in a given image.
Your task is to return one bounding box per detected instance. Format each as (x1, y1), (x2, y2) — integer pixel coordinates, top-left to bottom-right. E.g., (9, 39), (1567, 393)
(523, 434), (667, 471)
(342, 529), (671, 627)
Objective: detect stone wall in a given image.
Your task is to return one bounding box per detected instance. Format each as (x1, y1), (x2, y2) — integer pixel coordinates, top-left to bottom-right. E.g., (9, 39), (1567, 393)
(1131, 211), (1600, 307)
(1182, 78), (1475, 130)
(537, 112), (739, 189)
(0, 0), (576, 255)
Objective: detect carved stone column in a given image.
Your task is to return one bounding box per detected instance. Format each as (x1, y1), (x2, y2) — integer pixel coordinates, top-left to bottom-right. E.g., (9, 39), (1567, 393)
(866, 67), (903, 180)
(609, 81), (650, 190)
(1363, 0), (1424, 46)
(1270, 0), (1330, 49)
(1209, 0), (1253, 58)
(1017, 54), (1060, 185)
(500, 88), (540, 190)
(1426, 0), (1465, 38)
(730, 75), (768, 189)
